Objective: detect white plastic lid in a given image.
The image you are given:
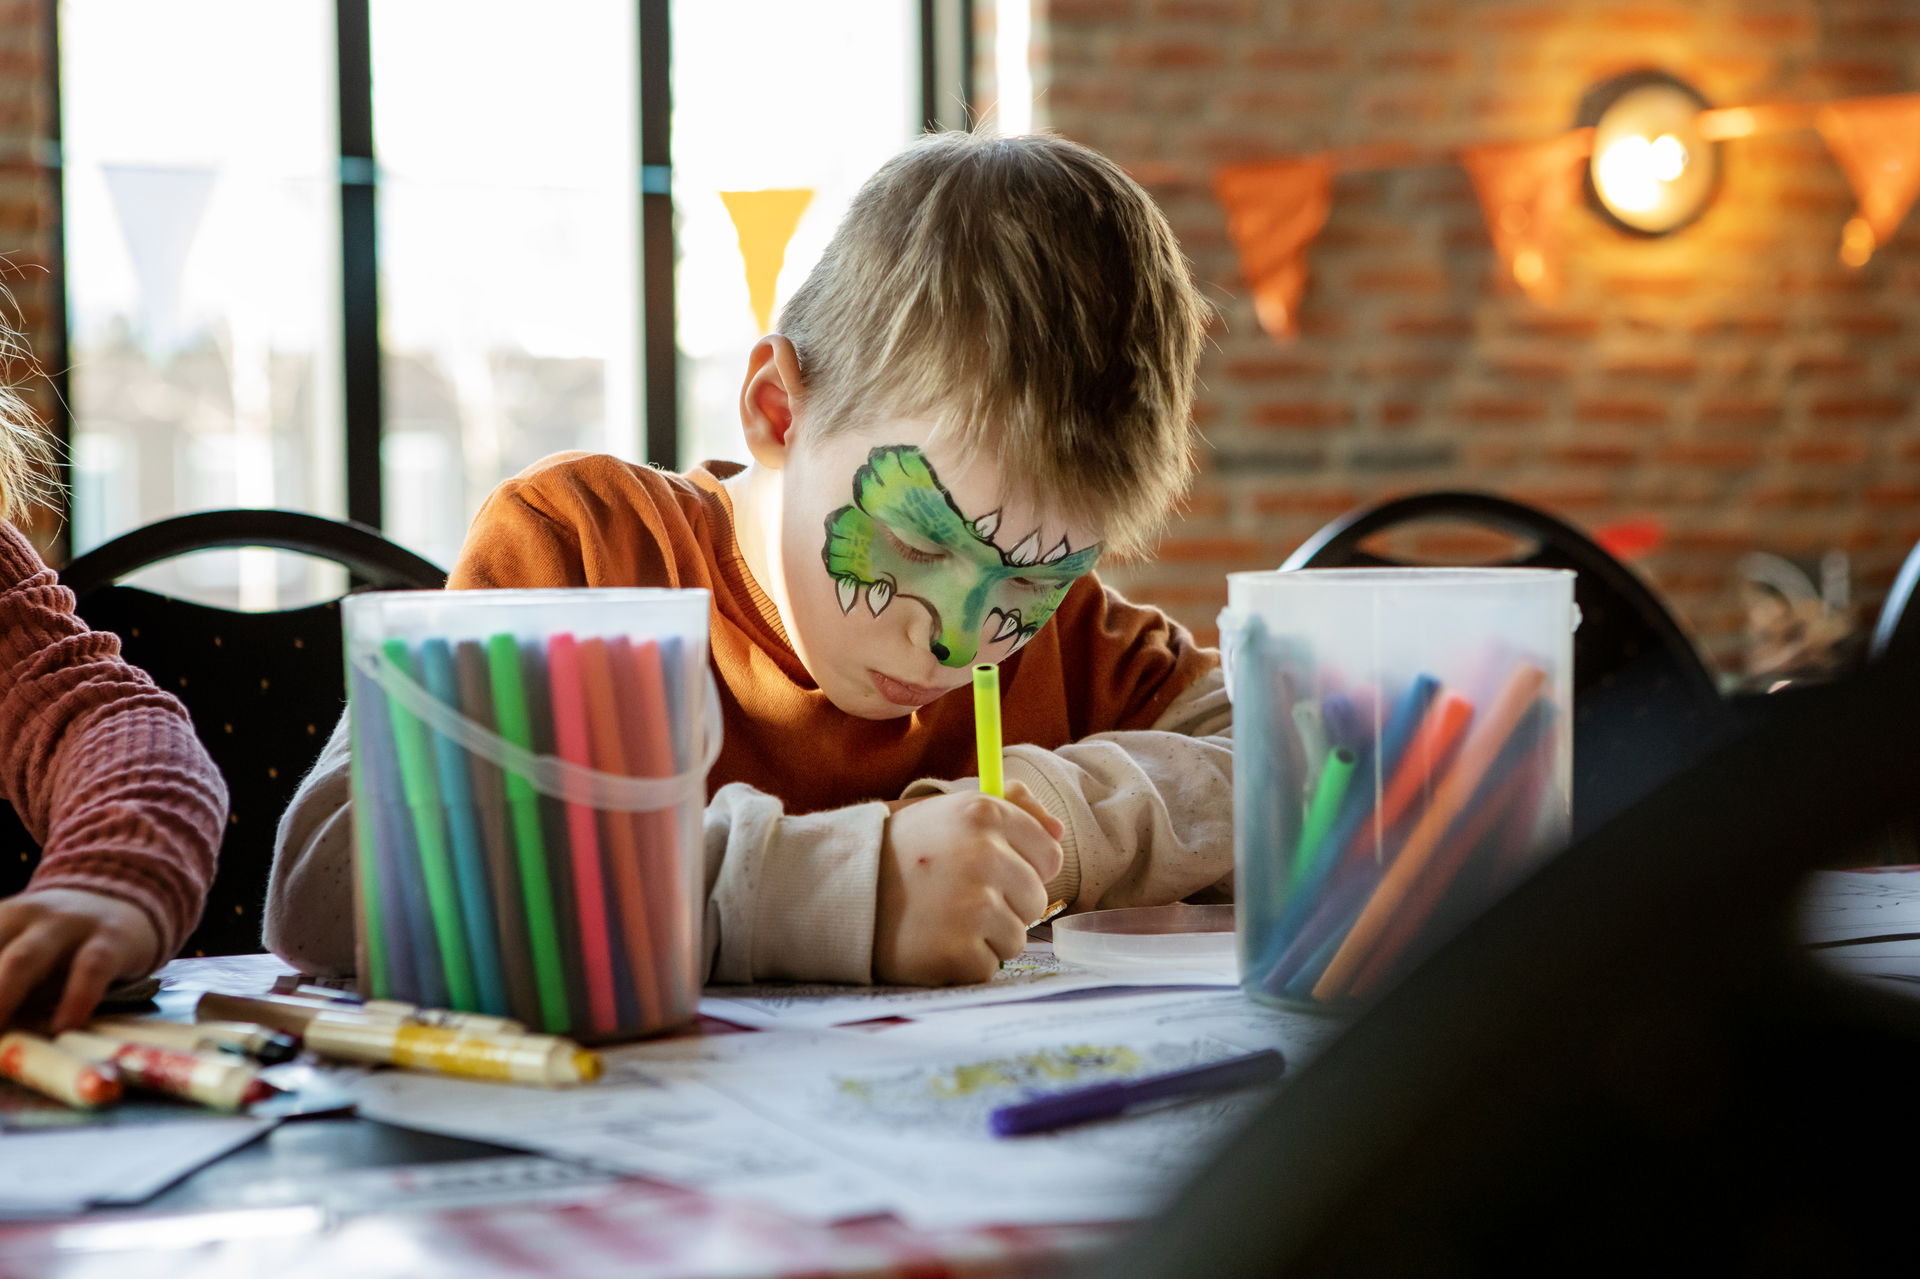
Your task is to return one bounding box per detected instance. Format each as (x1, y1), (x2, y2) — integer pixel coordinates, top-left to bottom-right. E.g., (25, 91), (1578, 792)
(1051, 904), (1236, 976)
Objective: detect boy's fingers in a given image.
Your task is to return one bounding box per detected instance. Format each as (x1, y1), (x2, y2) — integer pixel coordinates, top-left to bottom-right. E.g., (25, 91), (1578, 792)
(0, 919), (77, 1028)
(987, 863), (1049, 934)
(52, 936), (122, 1033)
(995, 805), (1065, 884)
(1001, 782), (1065, 840)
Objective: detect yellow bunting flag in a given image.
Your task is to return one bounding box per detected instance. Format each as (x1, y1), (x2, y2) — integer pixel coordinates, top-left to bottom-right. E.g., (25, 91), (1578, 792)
(1459, 130), (1593, 303)
(719, 188), (815, 334)
(1815, 94), (1920, 267)
(1213, 158), (1334, 340)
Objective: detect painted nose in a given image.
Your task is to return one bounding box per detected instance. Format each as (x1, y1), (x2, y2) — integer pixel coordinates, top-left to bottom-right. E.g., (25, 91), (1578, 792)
(930, 640), (949, 662)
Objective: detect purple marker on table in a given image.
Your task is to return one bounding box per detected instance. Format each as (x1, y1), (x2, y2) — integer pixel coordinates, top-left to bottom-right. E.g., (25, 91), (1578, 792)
(987, 1048), (1287, 1137)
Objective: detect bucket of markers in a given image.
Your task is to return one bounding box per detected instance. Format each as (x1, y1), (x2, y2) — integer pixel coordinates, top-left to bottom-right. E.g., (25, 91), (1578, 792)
(342, 589), (718, 1042)
(1223, 568), (1575, 1010)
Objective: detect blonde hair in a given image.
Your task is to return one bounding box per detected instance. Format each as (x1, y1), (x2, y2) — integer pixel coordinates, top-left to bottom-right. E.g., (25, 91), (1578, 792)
(778, 129), (1210, 558)
(0, 310), (53, 525)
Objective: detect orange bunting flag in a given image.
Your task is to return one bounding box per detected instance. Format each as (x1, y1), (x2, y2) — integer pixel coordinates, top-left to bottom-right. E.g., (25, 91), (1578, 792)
(1459, 131), (1593, 303)
(1815, 94), (1920, 267)
(720, 188), (815, 334)
(1214, 158), (1334, 340)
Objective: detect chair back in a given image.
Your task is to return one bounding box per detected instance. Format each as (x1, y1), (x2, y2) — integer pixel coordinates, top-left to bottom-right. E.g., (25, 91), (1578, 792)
(1871, 538), (1920, 666)
(1280, 491), (1727, 838)
(0, 510), (444, 956)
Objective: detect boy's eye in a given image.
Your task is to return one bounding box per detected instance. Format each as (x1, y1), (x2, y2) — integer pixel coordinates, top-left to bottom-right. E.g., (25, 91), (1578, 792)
(881, 526), (946, 564)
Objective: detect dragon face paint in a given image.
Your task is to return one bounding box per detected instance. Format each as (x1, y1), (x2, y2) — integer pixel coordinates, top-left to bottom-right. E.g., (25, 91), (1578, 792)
(821, 446), (1101, 669)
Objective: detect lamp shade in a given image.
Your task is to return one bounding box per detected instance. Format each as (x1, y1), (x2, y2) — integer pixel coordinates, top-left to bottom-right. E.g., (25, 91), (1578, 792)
(1578, 70), (1721, 237)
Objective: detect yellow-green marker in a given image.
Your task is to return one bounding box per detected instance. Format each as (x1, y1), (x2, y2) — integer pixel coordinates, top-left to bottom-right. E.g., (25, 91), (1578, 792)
(973, 663), (1004, 798)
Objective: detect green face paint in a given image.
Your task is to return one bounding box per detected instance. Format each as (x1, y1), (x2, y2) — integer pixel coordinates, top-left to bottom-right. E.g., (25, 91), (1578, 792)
(821, 445), (1101, 668)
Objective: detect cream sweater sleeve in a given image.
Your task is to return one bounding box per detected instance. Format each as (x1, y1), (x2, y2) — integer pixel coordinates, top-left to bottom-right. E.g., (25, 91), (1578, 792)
(264, 706), (886, 985)
(899, 665), (1234, 912)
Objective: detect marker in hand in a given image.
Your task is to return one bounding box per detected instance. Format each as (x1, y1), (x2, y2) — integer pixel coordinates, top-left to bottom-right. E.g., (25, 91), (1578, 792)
(973, 663), (1004, 798)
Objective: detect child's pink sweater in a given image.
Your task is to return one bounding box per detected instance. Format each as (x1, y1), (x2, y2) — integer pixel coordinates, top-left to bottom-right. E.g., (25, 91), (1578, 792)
(0, 520), (225, 959)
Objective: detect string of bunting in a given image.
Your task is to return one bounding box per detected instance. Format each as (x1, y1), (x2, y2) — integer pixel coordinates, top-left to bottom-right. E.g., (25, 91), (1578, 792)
(1216, 92), (1920, 340)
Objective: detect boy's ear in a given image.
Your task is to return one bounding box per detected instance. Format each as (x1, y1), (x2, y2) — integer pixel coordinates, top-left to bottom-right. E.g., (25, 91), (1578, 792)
(738, 335), (806, 468)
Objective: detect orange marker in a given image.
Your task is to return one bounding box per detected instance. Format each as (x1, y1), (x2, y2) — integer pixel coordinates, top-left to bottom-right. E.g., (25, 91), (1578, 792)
(1340, 692), (1474, 866)
(55, 1031), (275, 1111)
(578, 636), (662, 1029)
(1314, 663), (1546, 1002)
(0, 1031), (121, 1110)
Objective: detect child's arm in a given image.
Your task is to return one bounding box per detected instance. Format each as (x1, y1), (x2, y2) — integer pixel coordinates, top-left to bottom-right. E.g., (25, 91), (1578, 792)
(0, 529), (227, 1028)
(895, 655), (1235, 916)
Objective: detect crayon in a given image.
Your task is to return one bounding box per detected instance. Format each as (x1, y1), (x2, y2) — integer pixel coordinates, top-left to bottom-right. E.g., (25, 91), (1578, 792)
(419, 638), (510, 1016)
(486, 634), (572, 1034)
(91, 1017), (299, 1065)
(454, 640), (541, 1027)
(973, 664), (1004, 798)
(0, 1031), (121, 1109)
(381, 639), (478, 1010)
(55, 1031), (273, 1111)
(1314, 663), (1547, 1002)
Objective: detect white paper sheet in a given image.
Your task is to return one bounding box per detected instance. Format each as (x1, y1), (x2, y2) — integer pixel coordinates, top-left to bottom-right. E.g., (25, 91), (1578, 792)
(1798, 869), (1920, 943)
(699, 990), (1341, 1228)
(347, 1028), (898, 1223)
(350, 988), (1346, 1230)
(699, 943), (1235, 1029)
(0, 1118), (273, 1214)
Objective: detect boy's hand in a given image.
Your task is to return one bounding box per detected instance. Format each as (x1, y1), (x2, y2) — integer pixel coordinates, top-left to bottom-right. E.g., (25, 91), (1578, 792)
(874, 782), (1065, 986)
(0, 889), (160, 1032)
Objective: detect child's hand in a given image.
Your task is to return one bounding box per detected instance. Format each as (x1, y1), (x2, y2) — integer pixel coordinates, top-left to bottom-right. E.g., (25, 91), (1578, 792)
(874, 783), (1065, 986)
(0, 889), (160, 1031)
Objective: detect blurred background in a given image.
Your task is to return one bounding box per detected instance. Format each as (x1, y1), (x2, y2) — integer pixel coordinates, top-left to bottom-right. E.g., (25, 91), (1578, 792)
(0, 0), (1912, 688)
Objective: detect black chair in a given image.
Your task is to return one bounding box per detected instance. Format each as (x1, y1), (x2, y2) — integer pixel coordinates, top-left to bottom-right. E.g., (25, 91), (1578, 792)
(1105, 647), (1920, 1277)
(1280, 491), (1728, 839)
(0, 510), (445, 956)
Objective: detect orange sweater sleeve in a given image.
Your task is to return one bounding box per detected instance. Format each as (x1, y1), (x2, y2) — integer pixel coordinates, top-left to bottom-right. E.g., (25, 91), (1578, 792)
(446, 452), (683, 591)
(1051, 574), (1220, 738)
(0, 523), (228, 960)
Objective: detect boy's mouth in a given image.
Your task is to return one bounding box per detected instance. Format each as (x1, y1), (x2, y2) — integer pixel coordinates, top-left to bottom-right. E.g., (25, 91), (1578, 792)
(867, 669), (951, 708)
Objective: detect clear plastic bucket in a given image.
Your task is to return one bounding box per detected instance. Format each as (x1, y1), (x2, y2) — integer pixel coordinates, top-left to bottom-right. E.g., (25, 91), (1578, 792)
(343, 589), (717, 1042)
(1223, 568), (1576, 1010)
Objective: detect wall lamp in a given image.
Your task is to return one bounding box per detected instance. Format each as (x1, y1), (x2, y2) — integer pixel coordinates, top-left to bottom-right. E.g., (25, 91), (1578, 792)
(1577, 70), (1724, 237)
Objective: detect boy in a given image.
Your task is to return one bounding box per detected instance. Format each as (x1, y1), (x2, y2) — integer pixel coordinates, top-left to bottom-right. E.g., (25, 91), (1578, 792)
(267, 129), (1232, 987)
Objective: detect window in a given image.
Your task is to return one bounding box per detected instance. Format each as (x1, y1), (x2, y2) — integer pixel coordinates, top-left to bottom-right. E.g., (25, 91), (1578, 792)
(56, 3), (973, 605)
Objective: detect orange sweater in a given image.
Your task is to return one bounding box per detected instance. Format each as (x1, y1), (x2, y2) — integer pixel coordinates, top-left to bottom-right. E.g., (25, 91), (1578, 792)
(0, 521), (226, 958)
(446, 453), (1216, 814)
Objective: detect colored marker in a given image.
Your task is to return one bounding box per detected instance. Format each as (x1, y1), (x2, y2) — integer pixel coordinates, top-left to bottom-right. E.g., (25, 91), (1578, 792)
(617, 636), (694, 1027)
(55, 1031), (273, 1111)
(1288, 745), (1358, 895)
(298, 1013), (601, 1087)
(486, 633), (572, 1034)
(577, 636), (662, 1031)
(973, 664), (1004, 797)
(1314, 663), (1547, 1002)
(420, 637), (510, 1016)
(454, 639), (542, 1028)
(989, 1049), (1286, 1137)
(381, 639), (477, 1010)
(547, 633), (621, 1035)
(0, 1031), (121, 1110)
(91, 1017), (299, 1066)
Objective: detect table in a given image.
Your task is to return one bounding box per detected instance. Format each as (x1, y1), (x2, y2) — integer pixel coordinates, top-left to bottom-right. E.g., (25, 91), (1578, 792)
(0, 960), (1120, 1279)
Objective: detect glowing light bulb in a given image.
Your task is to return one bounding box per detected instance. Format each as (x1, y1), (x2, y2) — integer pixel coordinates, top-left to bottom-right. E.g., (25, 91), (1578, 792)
(1595, 136), (1663, 213)
(1648, 134), (1689, 181)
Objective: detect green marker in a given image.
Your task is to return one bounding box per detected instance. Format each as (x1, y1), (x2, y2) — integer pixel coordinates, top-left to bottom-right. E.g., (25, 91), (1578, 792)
(1288, 746), (1358, 895)
(382, 639), (477, 1010)
(973, 664), (1004, 798)
(486, 633), (572, 1033)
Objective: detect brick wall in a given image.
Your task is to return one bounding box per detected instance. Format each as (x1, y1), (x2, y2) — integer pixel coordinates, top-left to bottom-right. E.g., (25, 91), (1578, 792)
(1037, 0), (1920, 669)
(0, 0), (58, 556)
